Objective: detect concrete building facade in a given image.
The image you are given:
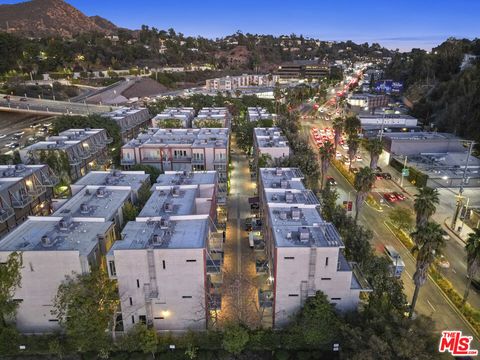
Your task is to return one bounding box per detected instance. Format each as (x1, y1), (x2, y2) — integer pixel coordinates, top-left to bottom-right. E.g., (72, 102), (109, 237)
(205, 74), (279, 91)
(193, 107), (231, 128)
(253, 128), (290, 166)
(152, 108), (195, 128)
(102, 107), (152, 142)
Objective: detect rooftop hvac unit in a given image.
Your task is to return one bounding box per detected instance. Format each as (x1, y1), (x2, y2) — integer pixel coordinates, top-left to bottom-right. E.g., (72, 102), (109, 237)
(275, 168), (283, 176)
(14, 164), (26, 172)
(41, 235), (54, 247)
(172, 186), (181, 197)
(58, 218), (71, 231)
(164, 202), (174, 213)
(280, 179), (288, 189)
(3, 168), (15, 177)
(80, 203), (90, 214)
(286, 231), (292, 240)
(96, 187), (106, 198)
(285, 191), (294, 204)
(279, 211), (287, 220)
(291, 207), (301, 220)
(299, 227), (310, 243)
(160, 218), (170, 229)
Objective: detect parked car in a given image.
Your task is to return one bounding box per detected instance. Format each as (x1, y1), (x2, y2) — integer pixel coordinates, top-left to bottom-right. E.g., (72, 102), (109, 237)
(392, 192), (406, 201)
(375, 166), (383, 173)
(326, 176), (337, 186)
(381, 172), (392, 180)
(0, 134), (6, 139)
(440, 229), (450, 241)
(19, 97), (28, 102)
(9, 143), (20, 149)
(14, 131), (24, 136)
(350, 167), (359, 174)
(384, 193), (397, 202)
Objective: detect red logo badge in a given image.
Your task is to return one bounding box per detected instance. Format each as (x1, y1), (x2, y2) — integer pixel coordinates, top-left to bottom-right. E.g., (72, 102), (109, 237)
(439, 331), (478, 356)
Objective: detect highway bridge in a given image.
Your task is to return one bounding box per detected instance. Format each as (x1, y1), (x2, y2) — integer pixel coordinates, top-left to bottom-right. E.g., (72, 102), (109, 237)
(0, 95), (117, 116)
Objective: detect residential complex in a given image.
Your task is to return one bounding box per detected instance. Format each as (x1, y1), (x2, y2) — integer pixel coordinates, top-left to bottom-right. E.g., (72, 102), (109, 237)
(258, 168), (370, 328)
(106, 170), (222, 332)
(193, 107), (231, 128)
(0, 216), (115, 333)
(276, 60), (331, 80)
(152, 107), (195, 128)
(102, 107), (152, 142)
(120, 128), (229, 186)
(0, 164), (58, 237)
(205, 74), (279, 91)
(20, 128), (112, 181)
(247, 107), (275, 123)
(253, 128), (290, 165)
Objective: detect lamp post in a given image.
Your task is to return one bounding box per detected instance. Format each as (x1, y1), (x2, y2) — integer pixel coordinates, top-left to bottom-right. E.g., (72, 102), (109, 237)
(400, 155), (408, 187)
(50, 83), (55, 101)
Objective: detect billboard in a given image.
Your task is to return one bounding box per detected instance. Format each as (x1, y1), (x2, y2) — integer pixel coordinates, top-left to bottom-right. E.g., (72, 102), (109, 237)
(375, 80), (404, 94)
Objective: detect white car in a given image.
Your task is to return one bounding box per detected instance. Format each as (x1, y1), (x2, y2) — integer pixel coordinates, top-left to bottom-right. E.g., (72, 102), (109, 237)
(336, 151), (342, 158)
(341, 144), (349, 150)
(14, 131), (25, 136)
(0, 134), (7, 139)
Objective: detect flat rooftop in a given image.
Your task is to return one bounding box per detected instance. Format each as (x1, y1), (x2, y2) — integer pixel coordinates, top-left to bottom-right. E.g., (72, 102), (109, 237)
(384, 132), (460, 141)
(0, 164), (48, 192)
(260, 168), (304, 190)
(0, 217), (113, 254)
(54, 186), (130, 220)
(23, 128), (106, 152)
(73, 170), (149, 192)
(264, 189), (319, 206)
(138, 186), (198, 218)
(255, 128), (289, 148)
(112, 218), (208, 250)
(103, 107), (149, 119)
(156, 171), (216, 187)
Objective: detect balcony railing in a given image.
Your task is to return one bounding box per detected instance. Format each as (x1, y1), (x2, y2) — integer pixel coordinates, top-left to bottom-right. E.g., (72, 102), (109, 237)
(0, 207), (14, 223)
(192, 158), (205, 164)
(172, 156), (192, 162)
(104, 137), (114, 144)
(140, 156), (161, 162)
(213, 158), (227, 164)
(120, 158), (136, 165)
(11, 194), (32, 208)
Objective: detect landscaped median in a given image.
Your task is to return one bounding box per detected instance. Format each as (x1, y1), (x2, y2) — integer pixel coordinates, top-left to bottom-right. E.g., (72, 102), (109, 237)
(384, 220), (480, 336)
(331, 159), (383, 211)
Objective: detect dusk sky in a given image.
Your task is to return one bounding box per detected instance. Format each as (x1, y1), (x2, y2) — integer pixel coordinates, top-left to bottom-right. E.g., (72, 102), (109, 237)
(2, 0), (480, 51)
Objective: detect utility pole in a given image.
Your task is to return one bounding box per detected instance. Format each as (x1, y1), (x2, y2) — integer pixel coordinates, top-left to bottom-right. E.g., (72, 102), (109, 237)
(451, 141), (474, 229)
(400, 155), (408, 187)
(379, 112), (386, 141)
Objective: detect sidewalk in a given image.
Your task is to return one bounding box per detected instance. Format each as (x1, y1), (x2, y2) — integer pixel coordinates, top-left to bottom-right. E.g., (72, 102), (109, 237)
(444, 216), (473, 244)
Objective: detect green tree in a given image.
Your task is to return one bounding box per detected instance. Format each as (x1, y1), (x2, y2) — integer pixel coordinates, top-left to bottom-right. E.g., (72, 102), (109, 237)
(347, 135), (360, 171)
(52, 270), (119, 354)
(344, 115), (361, 137)
(409, 222), (445, 318)
(463, 228), (480, 303)
(365, 138), (384, 170)
(353, 167), (375, 222)
(222, 324), (249, 355)
(122, 202), (138, 223)
(413, 187), (439, 228)
(319, 183), (339, 222)
(332, 117), (343, 153)
(130, 164), (161, 185)
(258, 153), (272, 168)
(318, 141), (335, 190)
(388, 207), (414, 231)
(0, 252), (22, 327)
(157, 118), (184, 128)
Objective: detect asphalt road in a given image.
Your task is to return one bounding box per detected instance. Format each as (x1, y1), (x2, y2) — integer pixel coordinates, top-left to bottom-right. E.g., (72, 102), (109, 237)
(301, 112), (480, 347)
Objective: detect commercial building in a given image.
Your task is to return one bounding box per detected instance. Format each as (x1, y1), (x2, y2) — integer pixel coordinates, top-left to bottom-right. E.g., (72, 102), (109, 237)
(53, 185), (133, 235)
(347, 94), (389, 109)
(253, 128), (290, 165)
(20, 128), (112, 181)
(102, 107), (152, 142)
(259, 168), (370, 328)
(205, 74), (279, 91)
(276, 60), (330, 80)
(193, 107), (231, 128)
(0, 164), (59, 237)
(247, 107), (275, 123)
(120, 128), (229, 186)
(71, 170), (151, 203)
(358, 112), (420, 138)
(0, 216), (115, 333)
(152, 108), (195, 128)
(383, 132), (465, 157)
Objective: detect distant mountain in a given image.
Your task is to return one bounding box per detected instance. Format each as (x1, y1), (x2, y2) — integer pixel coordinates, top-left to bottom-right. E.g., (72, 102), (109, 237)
(0, 0), (118, 37)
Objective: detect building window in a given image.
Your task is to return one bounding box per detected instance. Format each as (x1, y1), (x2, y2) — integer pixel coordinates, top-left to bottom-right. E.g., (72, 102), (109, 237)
(129, 297), (133, 306)
(48, 319), (59, 322)
(284, 256), (294, 260)
(186, 259), (197, 263)
(325, 257), (329, 267)
(139, 315), (147, 324)
(162, 260), (166, 269)
(182, 296), (192, 299)
(154, 317), (164, 320)
(131, 315), (135, 324)
(321, 277), (332, 280)
(136, 279), (140, 288)
(108, 261), (116, 276)
(331, 297), (341, 300)
(288, 294), (299, 297)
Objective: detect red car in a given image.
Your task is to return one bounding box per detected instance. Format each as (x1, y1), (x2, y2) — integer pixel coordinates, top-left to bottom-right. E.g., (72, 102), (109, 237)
(392, 192), (406, 201)
(383, 193), (397, 202)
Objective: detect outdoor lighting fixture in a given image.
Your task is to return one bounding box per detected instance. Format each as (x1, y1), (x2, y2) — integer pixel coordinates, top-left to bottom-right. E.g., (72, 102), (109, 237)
(161, 310), (170, 317)
(268, 276), (274, 282)
(442, 176), (449, 180)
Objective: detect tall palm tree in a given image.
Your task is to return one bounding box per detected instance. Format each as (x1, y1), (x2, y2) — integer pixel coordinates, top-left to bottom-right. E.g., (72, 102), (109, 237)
(413, 187), (439, 229)
(409, 222), (445, 318)
(319, 141), (335, 190)
(344, 116), (361, 137)
(365, 138), (384, 170)
(463, 228), (480, 303)
(347, 135), (360, 171)
(332, 117), (343, 153)
(353, 167), (376, 222)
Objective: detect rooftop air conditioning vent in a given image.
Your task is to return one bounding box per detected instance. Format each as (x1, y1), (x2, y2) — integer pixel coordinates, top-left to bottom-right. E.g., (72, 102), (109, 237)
(299, 227), (310, 243)
(96, 187), (106, 198)
(291, 207), (301, 220)
(80, 203), (90, 214)
(279, 211), (287, 220)
(164, 202), (174, 213)
(285, 191), (294, 204)
(41, 235), (55, 247)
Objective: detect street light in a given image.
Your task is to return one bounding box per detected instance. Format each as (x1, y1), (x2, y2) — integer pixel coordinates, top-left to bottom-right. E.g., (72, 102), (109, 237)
(451, 141), (475, 229)
(50, 83), (55, 101)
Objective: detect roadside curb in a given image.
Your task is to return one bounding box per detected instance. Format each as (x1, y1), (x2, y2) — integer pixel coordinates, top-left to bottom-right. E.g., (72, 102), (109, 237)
(383, 221), (480, 340)
(443, 217), (467, 245)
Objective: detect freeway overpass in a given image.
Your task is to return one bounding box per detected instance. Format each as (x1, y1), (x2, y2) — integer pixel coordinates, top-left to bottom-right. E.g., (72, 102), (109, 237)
(0, 95), (118, 116)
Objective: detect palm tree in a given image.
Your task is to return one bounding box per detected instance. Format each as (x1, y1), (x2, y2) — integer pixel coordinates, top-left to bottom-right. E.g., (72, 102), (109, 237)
(344, 116), (361, 137)
(409, 222), (445, 318)
(365, 138), (384, 170)
(347, 135), (360, 171)
(332, 117), (343, 153)
(353, 167), (376, 222)
(463, 229), (480, 303)
(319, 141), (335, 190)
(413, 187), (439, 229)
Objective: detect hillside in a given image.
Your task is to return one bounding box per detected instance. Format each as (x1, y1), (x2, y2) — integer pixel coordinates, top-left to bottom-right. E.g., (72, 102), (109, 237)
(0, 0), (117, 37)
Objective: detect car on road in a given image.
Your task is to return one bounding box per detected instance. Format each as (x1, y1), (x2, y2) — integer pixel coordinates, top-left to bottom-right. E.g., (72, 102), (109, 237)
(335, 151), (342, 158)
(440, 229), (450, 241)
(9, 143), (20, 149)
(383, 193), (397, 202)
(0, 134), (6, 139)
(392, 192), (406, 201)
(381, 172), (392, 180)
(14, 131), (25, 136)
(19, 97), (28, 102)
(326, 176), (337, 186)
(437, 255), (450, 269)
(350, 167), (359, 174)
(384, 245), (405, 278)
(341, 144), (349, 150)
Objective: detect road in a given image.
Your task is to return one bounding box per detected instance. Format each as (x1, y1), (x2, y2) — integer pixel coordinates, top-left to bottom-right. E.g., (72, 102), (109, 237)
(0, 94), (116, 116)
(300, 109), (480, 347)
